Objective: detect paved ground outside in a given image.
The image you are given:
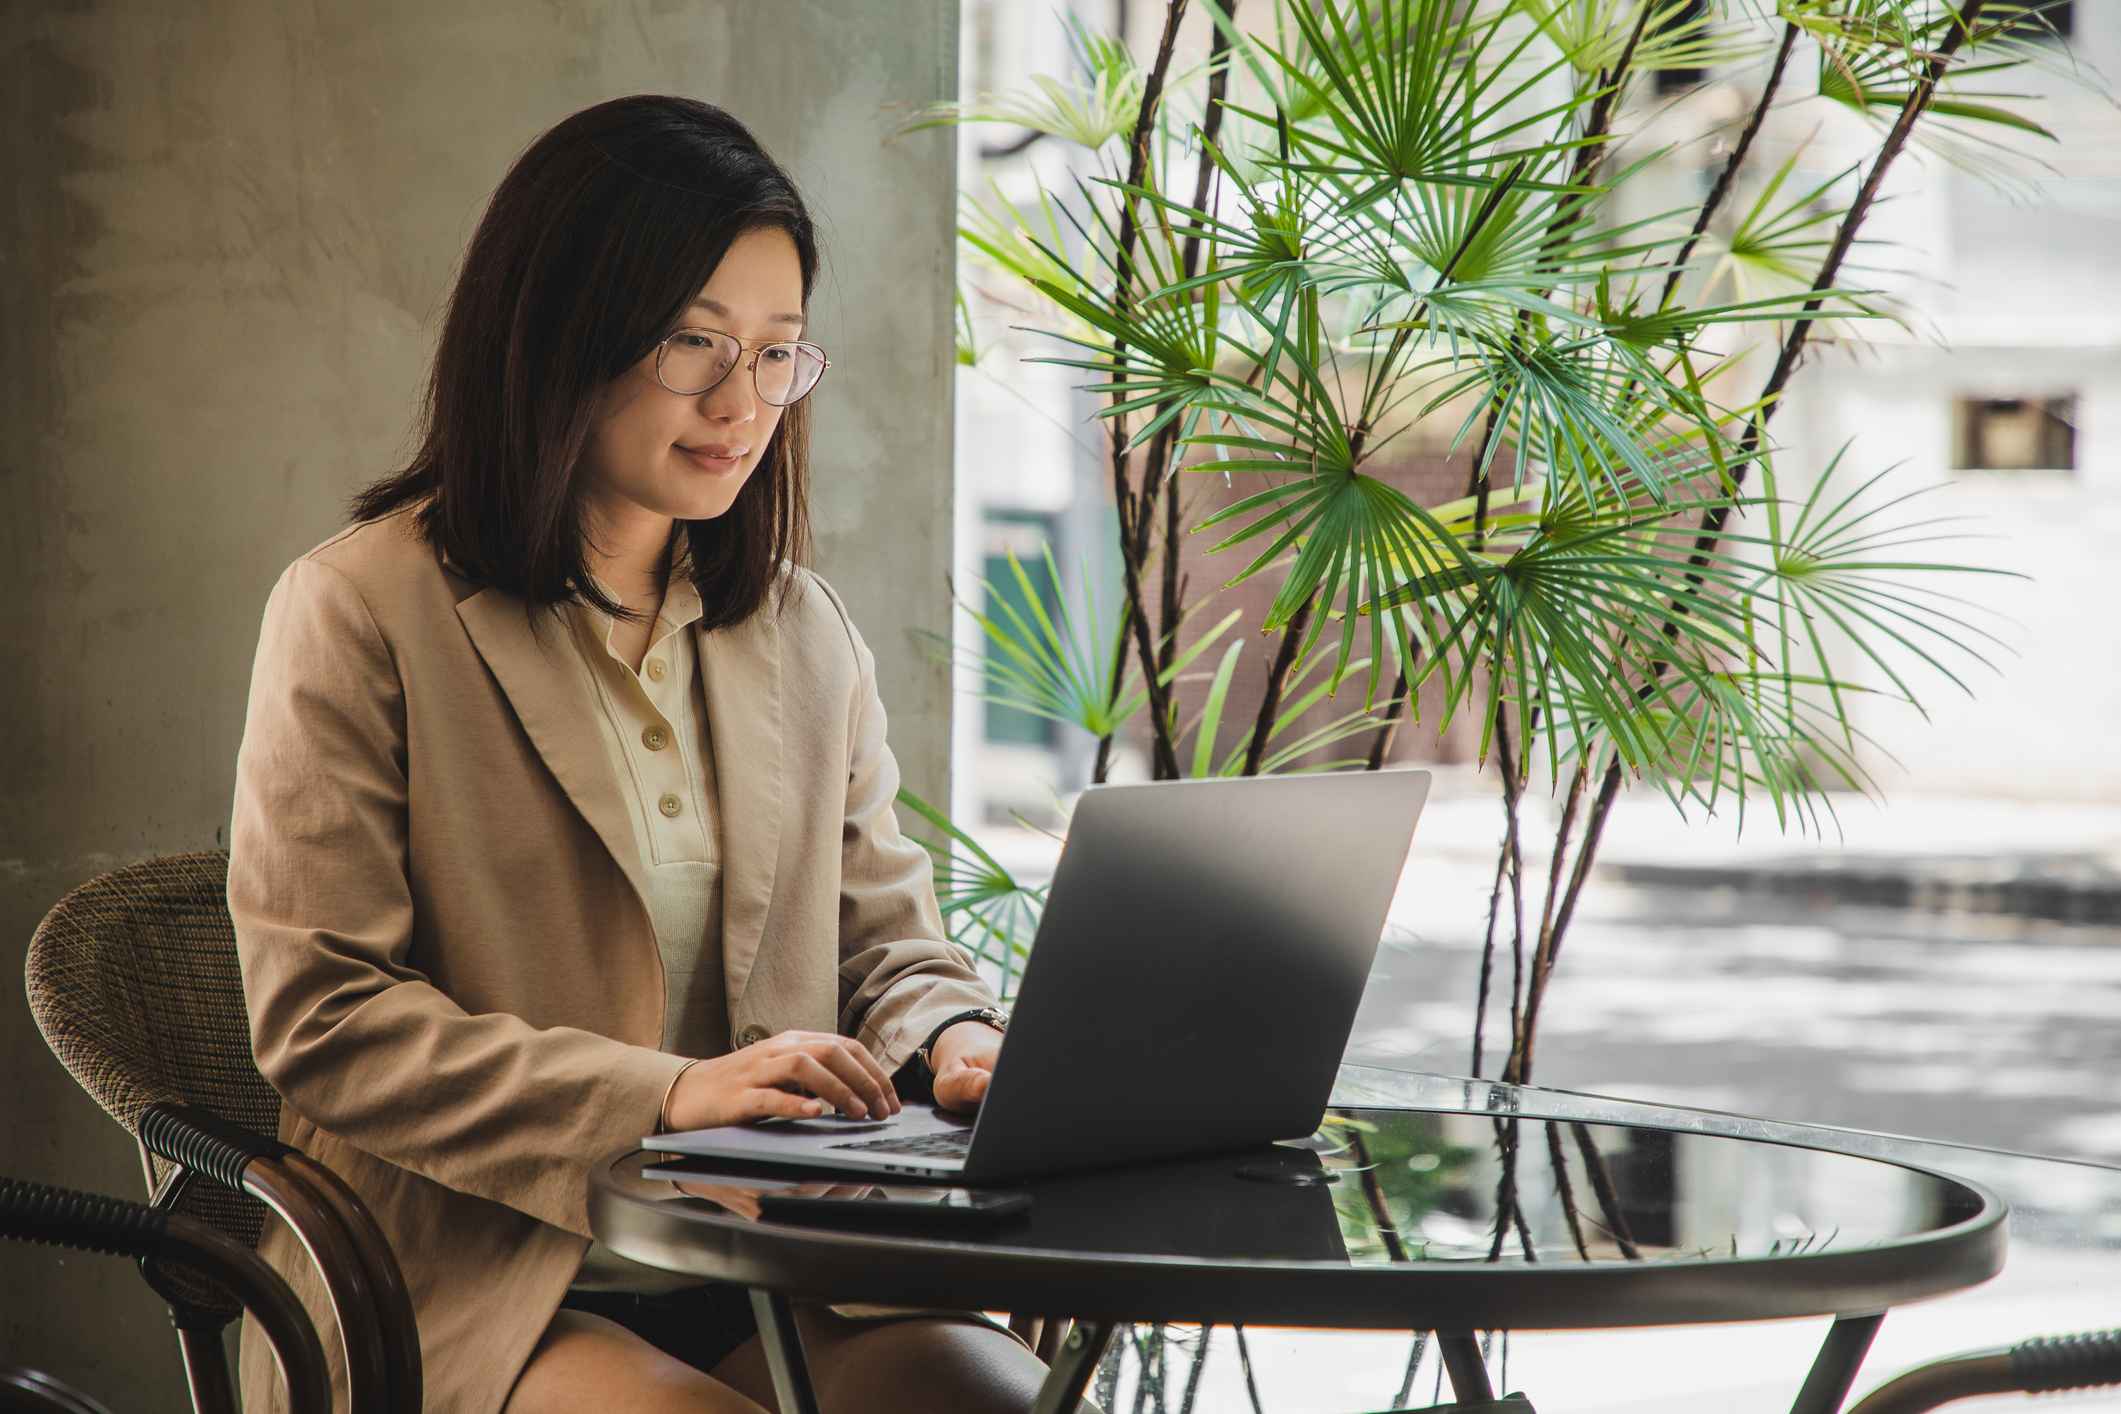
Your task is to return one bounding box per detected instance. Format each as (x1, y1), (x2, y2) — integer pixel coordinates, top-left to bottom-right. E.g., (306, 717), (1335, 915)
(1355, 771), (2121, 1165)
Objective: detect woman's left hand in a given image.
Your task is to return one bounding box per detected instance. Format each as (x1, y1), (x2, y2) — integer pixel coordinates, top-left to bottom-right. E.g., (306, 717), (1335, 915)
(929, 1021), (1004, 1114)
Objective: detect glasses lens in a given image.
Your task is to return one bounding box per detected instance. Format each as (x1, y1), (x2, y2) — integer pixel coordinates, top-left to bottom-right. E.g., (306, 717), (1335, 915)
(756, 343), (827, 406)
(660, 329), (741, 395)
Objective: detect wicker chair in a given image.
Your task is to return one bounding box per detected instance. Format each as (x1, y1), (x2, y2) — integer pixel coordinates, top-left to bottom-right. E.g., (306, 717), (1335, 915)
(23, 850), (419, 1414)
(0, 1175), (327, 1413)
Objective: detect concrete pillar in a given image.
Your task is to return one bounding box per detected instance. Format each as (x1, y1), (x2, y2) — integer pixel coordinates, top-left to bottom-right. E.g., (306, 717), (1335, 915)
(0, 3), (958, 1405)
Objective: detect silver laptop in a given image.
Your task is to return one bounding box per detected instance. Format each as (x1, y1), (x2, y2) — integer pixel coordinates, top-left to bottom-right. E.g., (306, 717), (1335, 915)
(644, 768), (1432, 1181)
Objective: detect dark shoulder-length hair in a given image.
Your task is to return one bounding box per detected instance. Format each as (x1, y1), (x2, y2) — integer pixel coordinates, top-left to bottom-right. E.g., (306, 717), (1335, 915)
(350, 94), (817, 630)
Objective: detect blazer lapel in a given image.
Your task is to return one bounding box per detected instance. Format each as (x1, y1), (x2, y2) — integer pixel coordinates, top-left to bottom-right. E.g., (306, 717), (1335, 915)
(697, 597), (783, 1012)
(453, 588), (658, 950)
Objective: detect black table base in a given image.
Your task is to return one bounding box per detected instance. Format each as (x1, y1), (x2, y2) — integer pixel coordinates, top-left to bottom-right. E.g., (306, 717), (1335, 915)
(728, 1306), (1885, 1413)
(737, 1297), (1500, 1414)
(1793, 1314), (1887, 1414)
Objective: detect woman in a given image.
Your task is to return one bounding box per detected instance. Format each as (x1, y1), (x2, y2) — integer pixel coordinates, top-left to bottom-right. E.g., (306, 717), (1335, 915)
(228, 95), (1073, 1414)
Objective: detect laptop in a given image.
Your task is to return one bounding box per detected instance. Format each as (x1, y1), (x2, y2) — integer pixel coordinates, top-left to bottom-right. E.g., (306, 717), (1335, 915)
(644, 768), (1431, 1181)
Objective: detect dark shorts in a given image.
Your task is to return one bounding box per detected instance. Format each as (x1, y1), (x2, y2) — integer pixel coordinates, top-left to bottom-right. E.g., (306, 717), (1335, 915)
(555, 1281), (760, 1376)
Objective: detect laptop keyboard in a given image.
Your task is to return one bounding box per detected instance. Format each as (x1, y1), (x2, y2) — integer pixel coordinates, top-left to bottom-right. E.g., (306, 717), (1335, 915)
(825, 1129), (973, 1160)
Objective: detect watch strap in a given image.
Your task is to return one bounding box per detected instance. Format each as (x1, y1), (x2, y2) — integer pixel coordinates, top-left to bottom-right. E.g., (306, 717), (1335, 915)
(912, 1007), (1008, 1082)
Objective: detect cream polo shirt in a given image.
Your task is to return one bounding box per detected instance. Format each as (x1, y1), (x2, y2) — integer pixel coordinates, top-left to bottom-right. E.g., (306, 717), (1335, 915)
(562, 571), (728, 1293)
(556, 570), (993, 1320)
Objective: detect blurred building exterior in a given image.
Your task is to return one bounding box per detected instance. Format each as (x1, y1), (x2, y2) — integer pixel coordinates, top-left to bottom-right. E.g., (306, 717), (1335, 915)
(952, 2), (2121, 828)
(1762, 6), (2121, 803)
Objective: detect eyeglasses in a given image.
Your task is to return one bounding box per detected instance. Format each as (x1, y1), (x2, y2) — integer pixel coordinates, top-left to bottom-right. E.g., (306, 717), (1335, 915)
(654, 327), (830, 407)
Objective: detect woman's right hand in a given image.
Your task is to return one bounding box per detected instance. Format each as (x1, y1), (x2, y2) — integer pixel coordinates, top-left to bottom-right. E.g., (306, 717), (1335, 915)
(659, 1029), (902, 1132)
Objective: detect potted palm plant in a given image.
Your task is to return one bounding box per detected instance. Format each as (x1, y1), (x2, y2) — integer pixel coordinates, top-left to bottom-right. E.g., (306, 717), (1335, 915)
(898, 0), (2081, 1400)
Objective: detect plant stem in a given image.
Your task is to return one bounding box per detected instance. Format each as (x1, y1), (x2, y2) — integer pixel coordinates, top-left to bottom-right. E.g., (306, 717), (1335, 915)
(1571, 1121), (1642, 1260)
(1119, 500), (1183, 778)
(1494, 707), (1530, 1083)
(1106, 0), (1191, 781)
(1466, 396), (1508, 546)
(1233, 1325), (1268, 1414)
(1569, 2), (1658, 190)
(1691, 1), (1989, 566)
(1097, 1325), (1127, 1408)
(1100, 0), (1222, 773)
(1470, 832), (1508, 1079)
(1177, 0), (1238, 285)
(1362, 639), (1422, 770)
(1357, 163), (1527, 770)
(1135, 414), (1202, 679)
(1159, 464), (1185, 679)
(1469, 0), (1661, 1091)
(1549, 752), (1623, 964)
(1392, 1333), (1431, 1410)
(1505, 2), (1986, 1097)
(1239, 589), (1316, 775)
(1177, 1325), (1214, 1414)
(1110, 0), (1189, 332)
(1545, 1119), (1592, 1260)
(1659, 22), (1801, 314)
(1129, 1323), (1166, 1414)
(1508, 753), (1587, 1085)
(1484, 1115), (1539, 1262)
(1347, 1124), (1411, 1262)
(1513, 751), (1621, 1087)
(1148, 3), (1239, 678)
(1535, 755), (1586, 951)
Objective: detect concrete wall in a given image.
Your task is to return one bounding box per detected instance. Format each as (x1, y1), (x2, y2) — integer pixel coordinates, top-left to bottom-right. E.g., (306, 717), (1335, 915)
(0, 2), (958, 1405)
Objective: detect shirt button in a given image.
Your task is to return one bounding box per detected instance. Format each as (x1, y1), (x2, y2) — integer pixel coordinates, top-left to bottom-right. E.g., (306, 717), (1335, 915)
(642, 725), (668, 751)
(658, 793), (682, 818)
(738, 1024), (768, 1046)
(645, 658), (667, 681)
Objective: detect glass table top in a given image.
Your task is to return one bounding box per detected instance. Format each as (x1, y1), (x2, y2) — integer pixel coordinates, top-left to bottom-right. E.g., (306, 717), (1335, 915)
(620, 1103), (1998, 1274)
(1333, 1064), (2121, 1254)
(590, 1067), (2115, 1399)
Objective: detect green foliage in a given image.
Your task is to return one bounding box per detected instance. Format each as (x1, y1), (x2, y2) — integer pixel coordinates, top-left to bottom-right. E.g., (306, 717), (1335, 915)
(1186, 641), (1406, 776)
(904, 0), (2062, 949)
(1798, 0), (2087, 193)
(900, 11), (1148, 149)
(930, 544), (1241, 741)
(1523, 0), (1770, 78)
(1316, 1110), (1480, 1262)
(896, 788), (1046, 1000)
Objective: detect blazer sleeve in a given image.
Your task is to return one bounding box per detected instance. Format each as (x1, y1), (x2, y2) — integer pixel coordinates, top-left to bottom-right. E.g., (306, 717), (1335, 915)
(228, 557), (690, 1240)
(825, 592), (1001, 1072)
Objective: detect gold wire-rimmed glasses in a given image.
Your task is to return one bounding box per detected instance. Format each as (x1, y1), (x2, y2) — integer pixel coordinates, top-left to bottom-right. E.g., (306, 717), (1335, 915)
(654, 327), (830, 407)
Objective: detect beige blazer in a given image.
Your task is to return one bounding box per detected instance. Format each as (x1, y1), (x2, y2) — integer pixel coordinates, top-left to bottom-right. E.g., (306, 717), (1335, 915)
(227, 503), (996, 1414)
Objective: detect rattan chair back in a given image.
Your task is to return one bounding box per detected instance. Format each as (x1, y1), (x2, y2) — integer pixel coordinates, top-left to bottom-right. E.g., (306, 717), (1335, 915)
(24, 850), (278, 1313)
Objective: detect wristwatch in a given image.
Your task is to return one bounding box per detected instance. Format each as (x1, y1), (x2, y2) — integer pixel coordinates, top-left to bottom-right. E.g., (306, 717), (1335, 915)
(913, 1006), (1009, 1082)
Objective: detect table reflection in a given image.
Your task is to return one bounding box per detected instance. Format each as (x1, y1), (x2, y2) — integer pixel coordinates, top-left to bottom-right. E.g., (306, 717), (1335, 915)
(633, 1107), (1987, 1271)
(1319, 1109), (1987, 1266)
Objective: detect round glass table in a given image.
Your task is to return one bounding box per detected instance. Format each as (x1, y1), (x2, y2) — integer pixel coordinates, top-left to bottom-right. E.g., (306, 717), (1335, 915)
(588, 1100), (2005, 1414)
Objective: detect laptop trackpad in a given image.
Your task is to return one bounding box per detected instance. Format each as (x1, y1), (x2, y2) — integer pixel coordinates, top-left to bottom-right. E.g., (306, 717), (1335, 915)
(749, 1105), (970, 1139)
(752, 1114), (900, 1137)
